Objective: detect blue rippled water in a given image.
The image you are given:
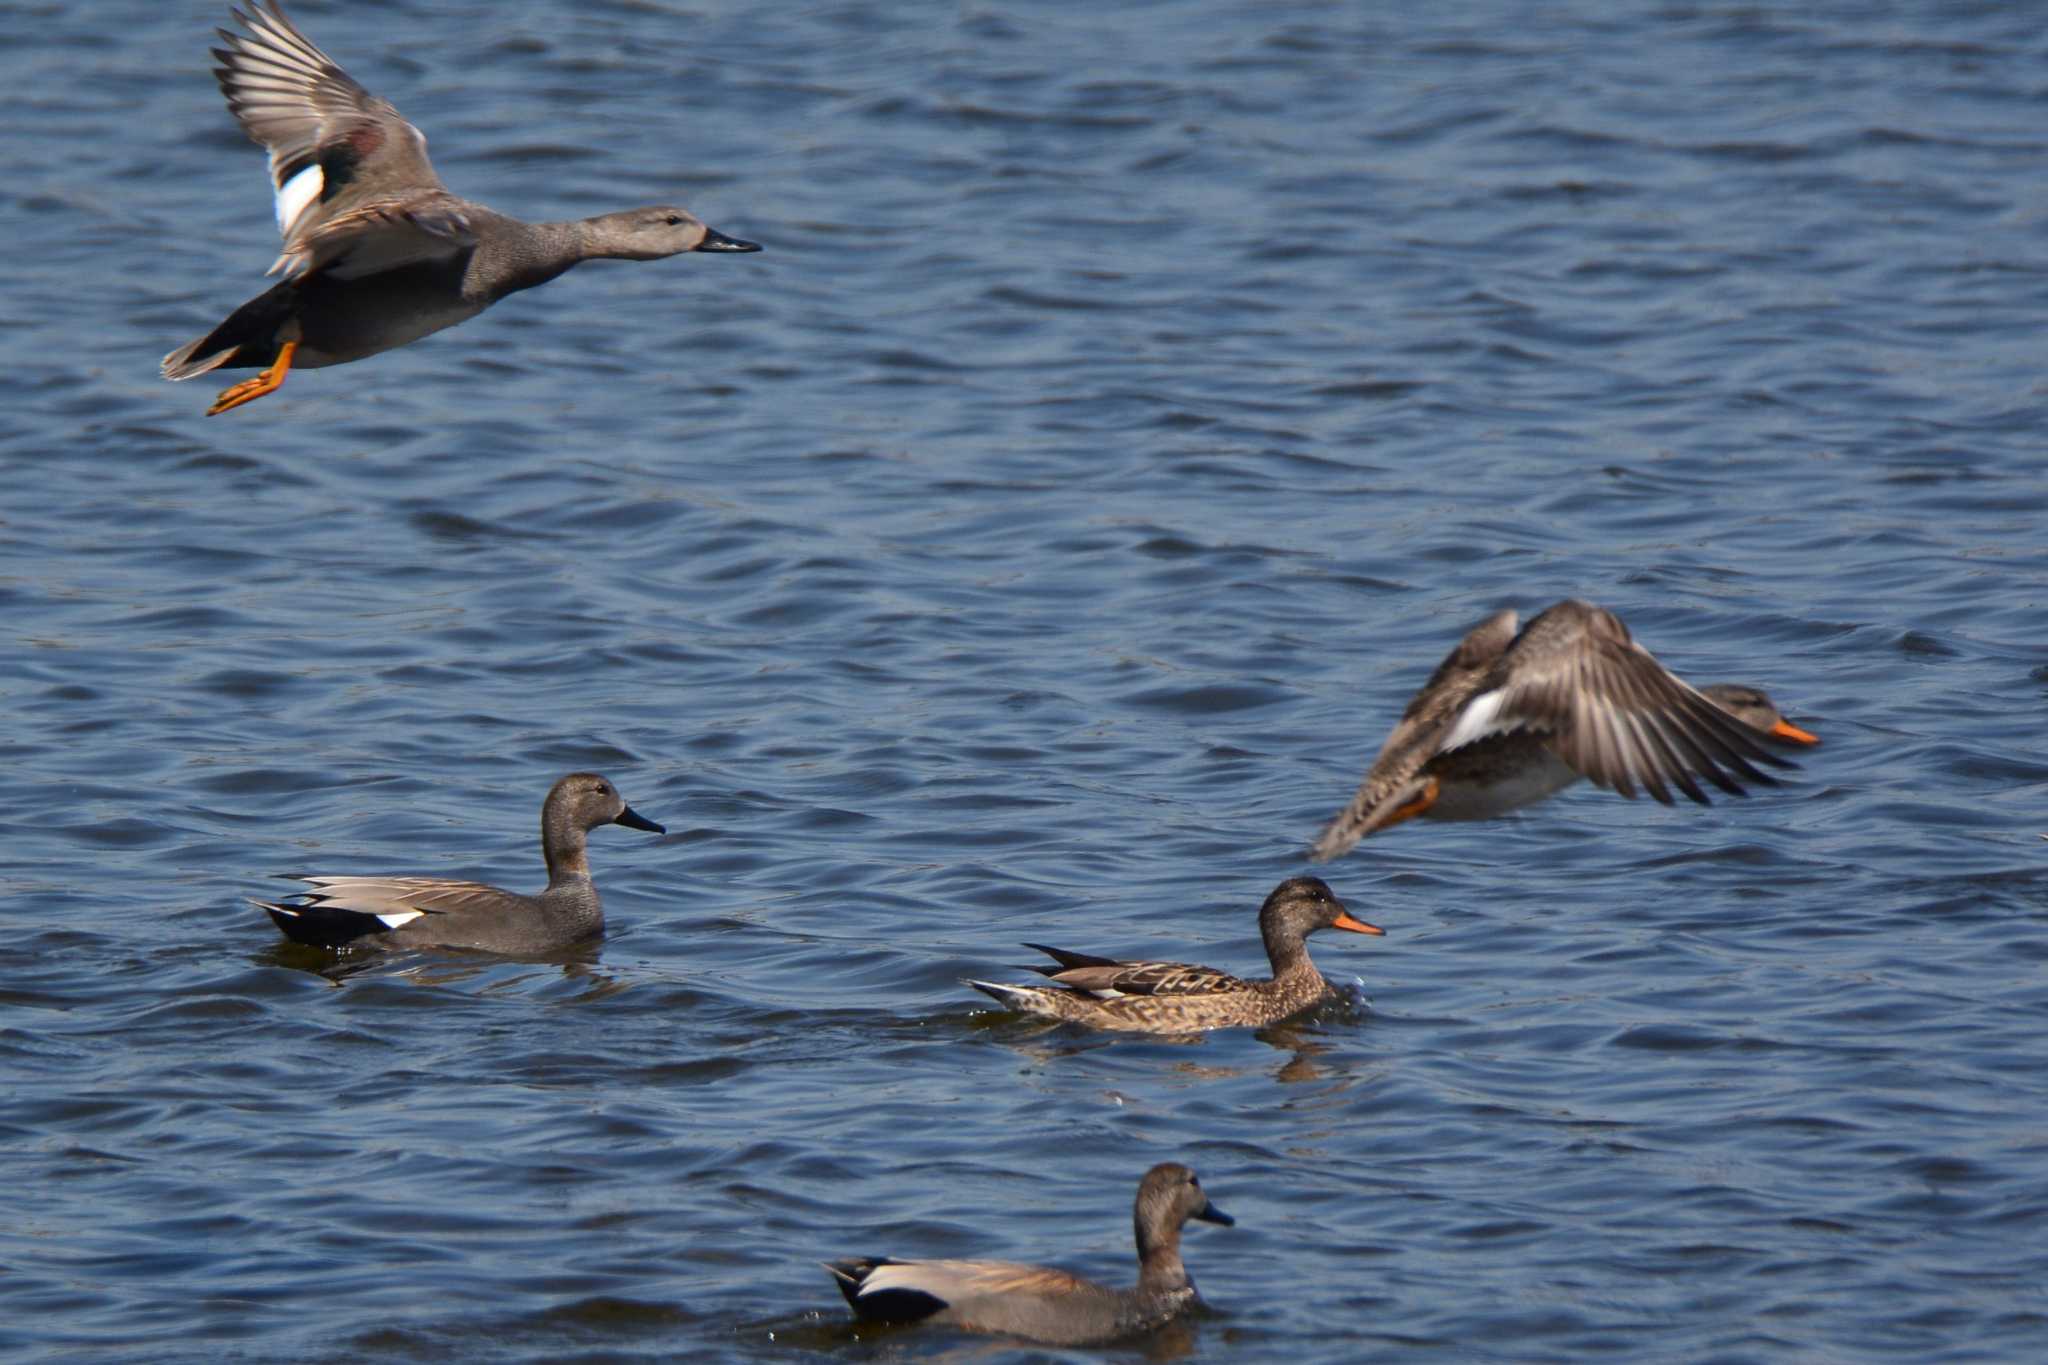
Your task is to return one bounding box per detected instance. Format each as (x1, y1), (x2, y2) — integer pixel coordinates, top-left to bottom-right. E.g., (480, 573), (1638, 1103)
(3, 1), (2047, 1360)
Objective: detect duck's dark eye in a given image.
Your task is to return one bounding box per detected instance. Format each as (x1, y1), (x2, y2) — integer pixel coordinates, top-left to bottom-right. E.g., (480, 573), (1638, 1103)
(664, 214), (683, 226)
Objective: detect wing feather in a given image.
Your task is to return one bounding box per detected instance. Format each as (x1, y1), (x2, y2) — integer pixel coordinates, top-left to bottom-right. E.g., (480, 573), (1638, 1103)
(1025, 945), (1250, 998)
(861, 1258), (1096, 1304)
(282, 874), (518, 918)
(212, 2), (455, 277)
(1309, 609), (1517, 858)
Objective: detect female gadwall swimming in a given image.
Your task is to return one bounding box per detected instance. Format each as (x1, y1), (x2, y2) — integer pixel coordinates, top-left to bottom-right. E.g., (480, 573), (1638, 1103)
(163, 2), (761, 414)
(1308, 600), (1820, 860)
(966, 876), (1382, 1032)
(826, 1162), (1233, 1345)
(253, 772), (664, 953)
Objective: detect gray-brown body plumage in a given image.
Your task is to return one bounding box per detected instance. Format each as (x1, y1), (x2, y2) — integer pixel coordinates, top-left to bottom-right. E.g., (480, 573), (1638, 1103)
(163, 2), (760, 411)
(252, 772), (664, 954)
(825, 1163), (1233, 1345)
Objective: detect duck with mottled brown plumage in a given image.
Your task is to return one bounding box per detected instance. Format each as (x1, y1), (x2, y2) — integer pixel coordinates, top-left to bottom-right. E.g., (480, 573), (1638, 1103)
(966, 877), (1382, 1032)
(1308, 599), (1819, 861)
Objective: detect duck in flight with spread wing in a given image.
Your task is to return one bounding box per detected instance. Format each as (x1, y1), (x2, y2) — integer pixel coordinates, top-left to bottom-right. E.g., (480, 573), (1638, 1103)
(164, 2), (760, 414)
(1308, 600), (1819, 860)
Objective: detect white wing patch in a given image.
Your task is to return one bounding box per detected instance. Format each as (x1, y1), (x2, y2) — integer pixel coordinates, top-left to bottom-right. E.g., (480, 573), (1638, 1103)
(1437, 688), (1519, 754)
(275, 164), (323, 236)
(373, 910), (426, 929)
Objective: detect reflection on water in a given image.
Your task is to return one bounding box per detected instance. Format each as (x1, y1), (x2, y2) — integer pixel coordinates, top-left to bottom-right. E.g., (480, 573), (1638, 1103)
(256, 938), (618, 994)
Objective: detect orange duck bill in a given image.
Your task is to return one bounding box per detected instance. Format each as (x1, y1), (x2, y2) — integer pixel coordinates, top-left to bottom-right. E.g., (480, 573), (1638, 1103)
(1768, 718), (1821, 745)
(1332, 911), (1385, 936)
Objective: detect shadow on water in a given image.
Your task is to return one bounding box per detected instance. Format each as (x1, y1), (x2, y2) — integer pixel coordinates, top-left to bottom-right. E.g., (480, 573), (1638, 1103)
(343, 1295), (702, 1362)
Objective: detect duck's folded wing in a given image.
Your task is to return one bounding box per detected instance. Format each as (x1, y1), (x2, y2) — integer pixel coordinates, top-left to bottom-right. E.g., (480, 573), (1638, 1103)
(282, 875), (500, 919)
(1043, 957), (1251, 998)
(251, 874), (474, 945)
(1021, 942), (1119, 973)
(213, 2), (457, 277)
(852, 1258), (1093, 1310)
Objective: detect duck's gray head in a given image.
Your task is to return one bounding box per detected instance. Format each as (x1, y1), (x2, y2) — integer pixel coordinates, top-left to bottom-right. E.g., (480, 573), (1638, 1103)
(589, 206), (762, 260)
(545, 772), (666, 835)
(1259, 875), (1383, 949)
(1698, 684), (1820, 746)
(1134, 1162), (1234, 1252)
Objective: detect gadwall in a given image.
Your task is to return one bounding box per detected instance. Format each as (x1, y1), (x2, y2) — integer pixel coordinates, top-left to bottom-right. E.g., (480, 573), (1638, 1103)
(253, 772), (664, 952)
(825, 1162), (1233, 1345)
(966, 877), (1382, 1032)
(1695, 683), (1823, 747)
(1308, 600), (1819, 860)
(163, 2), (761, 414)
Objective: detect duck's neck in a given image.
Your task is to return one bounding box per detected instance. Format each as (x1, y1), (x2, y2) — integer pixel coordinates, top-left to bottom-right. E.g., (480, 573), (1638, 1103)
(474, 215), (588, 297)
(1259, 924), (1334, 1019)
(542, 215), (650, 263)
(1134, 1223), (1193, 1298)
(1262, 920), (1321, 987)
(545, 217), (608, 257)
(542, 822), (592, 889)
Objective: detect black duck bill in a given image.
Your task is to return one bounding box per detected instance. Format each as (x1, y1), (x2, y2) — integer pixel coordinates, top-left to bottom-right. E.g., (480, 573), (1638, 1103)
(696, 227), (762, 253)
(614, 805), (666, 833)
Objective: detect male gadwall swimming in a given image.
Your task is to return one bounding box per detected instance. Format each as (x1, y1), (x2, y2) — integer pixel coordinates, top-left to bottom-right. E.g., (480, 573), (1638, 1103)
(825, 1162), (1233, 1345)
(1308, 600), (1820, 860)
(253, 772), (664, 953)
(163, 2), (761, 414)
(966, 876), (1382, 1032)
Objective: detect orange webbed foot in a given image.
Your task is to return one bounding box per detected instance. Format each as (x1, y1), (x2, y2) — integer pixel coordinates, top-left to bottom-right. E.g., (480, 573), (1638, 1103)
(206, 340), (298, 415)
(1382, 775), (1441, 829)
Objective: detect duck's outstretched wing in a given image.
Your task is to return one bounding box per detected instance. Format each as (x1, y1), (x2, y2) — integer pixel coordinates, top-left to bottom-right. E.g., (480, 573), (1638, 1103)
(1441, 599), (1793, 804)
(1309, 607), (1519, 858)
(214, 2), (472, 278)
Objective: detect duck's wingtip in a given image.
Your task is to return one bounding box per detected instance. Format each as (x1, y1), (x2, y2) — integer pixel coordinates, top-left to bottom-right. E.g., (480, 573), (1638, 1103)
(1305, 826), (1354, 862)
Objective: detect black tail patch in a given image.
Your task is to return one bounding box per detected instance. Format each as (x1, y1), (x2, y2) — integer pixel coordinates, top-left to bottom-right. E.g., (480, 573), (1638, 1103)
(261, 900), (390, 948)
